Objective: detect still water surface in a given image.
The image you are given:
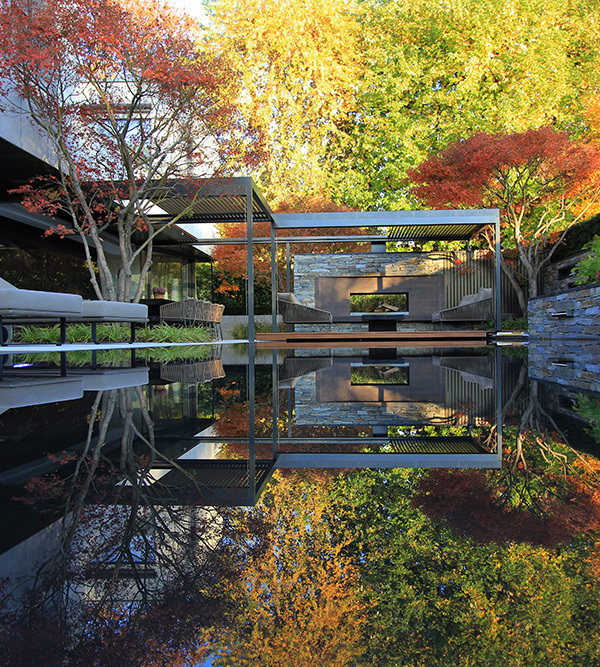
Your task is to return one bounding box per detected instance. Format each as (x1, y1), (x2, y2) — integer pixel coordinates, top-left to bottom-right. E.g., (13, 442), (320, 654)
(0, 342), (598, 664)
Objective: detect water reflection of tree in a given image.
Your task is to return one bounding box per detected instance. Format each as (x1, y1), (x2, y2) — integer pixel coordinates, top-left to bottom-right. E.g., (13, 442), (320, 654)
(411, 362), (600, 548)
(497, 366), (600, 518)
(0, 387), (235, 665)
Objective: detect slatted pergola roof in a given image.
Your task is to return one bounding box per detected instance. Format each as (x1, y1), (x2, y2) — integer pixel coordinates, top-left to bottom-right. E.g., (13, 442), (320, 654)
(144, 178), (496, 242)
(144, 177), (274, 227)
(271, 209), (496, 240)
(141, 177), (501, 332)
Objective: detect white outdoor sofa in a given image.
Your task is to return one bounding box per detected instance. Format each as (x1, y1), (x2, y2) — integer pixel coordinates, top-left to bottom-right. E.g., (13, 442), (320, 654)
(0, 277), (148, 344)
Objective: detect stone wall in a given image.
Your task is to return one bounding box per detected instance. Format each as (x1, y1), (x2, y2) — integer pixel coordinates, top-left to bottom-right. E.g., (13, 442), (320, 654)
(294, 252), (449, 331)
(528, 283), (600, 339)
(541, 251), (587, 294)
(294, 252), (444, 307)
(528, 283), (600, 394)
(528, 338), (600, 394)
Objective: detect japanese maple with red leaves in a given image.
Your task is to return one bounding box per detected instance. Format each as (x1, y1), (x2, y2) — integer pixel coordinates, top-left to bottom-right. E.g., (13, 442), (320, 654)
(0, 0), (260, 301)
(409, 127), (600, 311)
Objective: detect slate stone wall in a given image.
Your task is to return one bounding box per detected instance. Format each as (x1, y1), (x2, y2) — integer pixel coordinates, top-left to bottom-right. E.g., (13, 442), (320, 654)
(528, 283), (600, 339)
(294, 252), (443, 307)
(528, 283), (600, 394)
(528, 338), (600, 394)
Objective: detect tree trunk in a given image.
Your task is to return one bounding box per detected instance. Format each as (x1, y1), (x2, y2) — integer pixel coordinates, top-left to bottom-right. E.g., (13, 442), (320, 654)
(499, 253), (528, 314)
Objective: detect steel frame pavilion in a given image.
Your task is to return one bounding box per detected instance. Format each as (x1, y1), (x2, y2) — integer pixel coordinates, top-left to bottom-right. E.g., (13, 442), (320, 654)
(145, 177), (502, 339)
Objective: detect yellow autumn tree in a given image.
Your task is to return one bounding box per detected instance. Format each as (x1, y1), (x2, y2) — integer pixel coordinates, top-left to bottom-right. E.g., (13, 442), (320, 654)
(209, 472), (368, 666)
(204, 0), (363, 207)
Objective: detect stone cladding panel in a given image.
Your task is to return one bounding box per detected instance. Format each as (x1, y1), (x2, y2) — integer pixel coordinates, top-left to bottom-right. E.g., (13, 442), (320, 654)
(294, 252), (443, 307)
(542, 251), (588, 294)
(528, 283), (600, 394)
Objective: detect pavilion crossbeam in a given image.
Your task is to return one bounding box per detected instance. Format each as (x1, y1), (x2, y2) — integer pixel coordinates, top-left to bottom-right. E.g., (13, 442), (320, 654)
(273, 452), (501, 469)
(272, 209), (499, 233)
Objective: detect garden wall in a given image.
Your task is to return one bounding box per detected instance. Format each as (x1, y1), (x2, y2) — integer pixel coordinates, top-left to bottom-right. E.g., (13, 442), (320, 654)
(541, 251), (588, 294)
(293, 251), (504, 331)
(528, 283), (600, 394)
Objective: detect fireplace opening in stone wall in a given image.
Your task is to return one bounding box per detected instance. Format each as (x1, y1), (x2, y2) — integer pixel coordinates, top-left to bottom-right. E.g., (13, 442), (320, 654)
(350, 293), (409, 313)
(350, 364), (410, 386)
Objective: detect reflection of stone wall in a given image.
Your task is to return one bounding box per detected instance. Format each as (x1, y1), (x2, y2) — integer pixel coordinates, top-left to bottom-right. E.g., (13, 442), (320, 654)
(528, 338), (600, 394)
(294, 370), (451, 426)
(528, 284), (600, 393)
(293, 357), (495, 427)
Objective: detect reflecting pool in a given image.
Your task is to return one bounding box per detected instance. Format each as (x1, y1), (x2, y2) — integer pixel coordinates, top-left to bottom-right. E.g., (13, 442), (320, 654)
(0, 341), (599, 664)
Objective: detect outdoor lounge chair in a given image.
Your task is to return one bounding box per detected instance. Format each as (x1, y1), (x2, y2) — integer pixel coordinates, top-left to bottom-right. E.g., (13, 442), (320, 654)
(277, 293), (332, 324)
(160, 297), (204, 326)
(205, 302), (225, 339)
(432, 287), (493, 323)
(0, 277), (82, 343)
(0, 277), (148, 344)
(75, 299), (148, 343)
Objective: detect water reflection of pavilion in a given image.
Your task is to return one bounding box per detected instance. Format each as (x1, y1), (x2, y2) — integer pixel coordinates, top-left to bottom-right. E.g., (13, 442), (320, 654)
(0, 345), (516, 513)
(145, 346), (513, 505)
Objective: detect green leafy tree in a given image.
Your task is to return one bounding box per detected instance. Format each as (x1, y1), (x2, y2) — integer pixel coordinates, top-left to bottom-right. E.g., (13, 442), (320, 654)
(328, 0), (600, 211)
(331, 468), (600, 667)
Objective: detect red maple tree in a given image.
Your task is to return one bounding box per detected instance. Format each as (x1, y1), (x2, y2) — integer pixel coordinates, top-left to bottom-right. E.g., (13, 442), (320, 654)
(0, 0), (260, 301)
(409, 127), (600, 309)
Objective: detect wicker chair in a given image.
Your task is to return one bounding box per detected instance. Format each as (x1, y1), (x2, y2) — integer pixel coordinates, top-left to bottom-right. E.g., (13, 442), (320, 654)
(205, 302), (225, 339)
(160, 298), (197, 325)
(160, 298), (224, 339)
(160, 358), (225, 384)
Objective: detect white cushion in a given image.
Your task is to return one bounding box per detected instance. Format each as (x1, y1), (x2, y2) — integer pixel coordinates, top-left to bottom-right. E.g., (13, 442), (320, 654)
(278, 292), (301, 304)
(81, 368), (149, 391)
(457, 287), (493, 307)
(0, 288), (82, 317)
(80, 300), (148, 322)
(0, 377), (83, 410)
